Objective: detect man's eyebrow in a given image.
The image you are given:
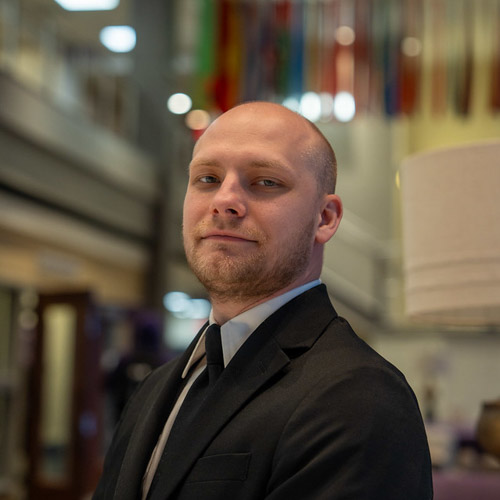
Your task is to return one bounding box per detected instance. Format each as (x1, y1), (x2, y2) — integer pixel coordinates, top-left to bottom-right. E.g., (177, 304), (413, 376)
(187, 158), (292, 177)
(248, 159), (289, 171)
(189, 158), (221, 170)
(187, 159), (219, 174)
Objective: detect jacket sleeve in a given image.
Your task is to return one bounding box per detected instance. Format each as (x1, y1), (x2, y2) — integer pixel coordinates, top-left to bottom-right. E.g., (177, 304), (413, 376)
(264, 366), (433, 500)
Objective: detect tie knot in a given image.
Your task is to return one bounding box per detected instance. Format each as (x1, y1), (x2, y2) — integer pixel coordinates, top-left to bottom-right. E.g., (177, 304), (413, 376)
(205, 324), (223, 384)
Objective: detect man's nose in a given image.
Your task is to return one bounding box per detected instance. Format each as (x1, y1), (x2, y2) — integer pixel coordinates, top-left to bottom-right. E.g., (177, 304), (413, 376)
(210, 177), (247, 217)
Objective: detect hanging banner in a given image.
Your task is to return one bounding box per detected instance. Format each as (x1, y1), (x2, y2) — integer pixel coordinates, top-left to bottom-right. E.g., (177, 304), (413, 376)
(194, 0), (216, 110)
(399, 0), (422, 115)
(320, 0), (340, 98)
(490, 1), (500, 112)
(193, 0), (496, 120)
(288, 0), (305, 98)
(353, 0), (372, 114)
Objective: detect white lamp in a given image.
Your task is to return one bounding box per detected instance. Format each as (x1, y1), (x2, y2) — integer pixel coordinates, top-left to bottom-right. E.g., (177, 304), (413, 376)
(400, 141), (500, 325)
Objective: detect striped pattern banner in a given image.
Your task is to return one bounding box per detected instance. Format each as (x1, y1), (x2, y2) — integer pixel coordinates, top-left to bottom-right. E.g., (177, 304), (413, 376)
(191, 0), (500, 120)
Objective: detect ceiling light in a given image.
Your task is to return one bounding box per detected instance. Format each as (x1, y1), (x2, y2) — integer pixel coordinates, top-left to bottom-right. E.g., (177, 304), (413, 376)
(54, 0), (119, 11)
(100, 26), (136, 53)
(333, 92), (356, 122)
(300, 92), (322, 122)
(282, 96), (300, 112)
(335, 26), (356, 46)
(167, 93), (192, 115)
(185, 109), (211, 130)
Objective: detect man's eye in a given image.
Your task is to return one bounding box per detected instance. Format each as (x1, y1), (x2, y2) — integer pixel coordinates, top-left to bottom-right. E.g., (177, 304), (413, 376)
(256, 179), (279, 187)
(199, 175), (219, 184)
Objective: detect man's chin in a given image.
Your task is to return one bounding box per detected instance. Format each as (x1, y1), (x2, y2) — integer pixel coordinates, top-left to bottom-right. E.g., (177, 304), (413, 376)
(190, 260), (264, 298)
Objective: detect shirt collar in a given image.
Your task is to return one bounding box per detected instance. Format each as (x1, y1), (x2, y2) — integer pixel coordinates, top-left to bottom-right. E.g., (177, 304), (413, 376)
(182, 280), (321, 378)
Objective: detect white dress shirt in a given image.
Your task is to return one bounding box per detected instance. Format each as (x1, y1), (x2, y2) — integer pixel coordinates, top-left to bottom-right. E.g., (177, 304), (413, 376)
(142, 280), (321, 498)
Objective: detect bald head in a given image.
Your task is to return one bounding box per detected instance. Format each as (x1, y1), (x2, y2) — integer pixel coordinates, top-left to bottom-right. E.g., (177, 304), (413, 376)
(195, 102), (338, 194)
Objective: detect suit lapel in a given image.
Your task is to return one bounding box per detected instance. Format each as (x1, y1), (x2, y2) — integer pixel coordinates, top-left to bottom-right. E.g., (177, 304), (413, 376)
(148, 285), (337, 499)
(271, 284), (338, 352)
(114, 325), (208, 499)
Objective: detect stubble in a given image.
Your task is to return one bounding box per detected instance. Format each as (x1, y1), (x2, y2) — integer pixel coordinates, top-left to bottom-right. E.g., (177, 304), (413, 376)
(184, 218), (316, 303)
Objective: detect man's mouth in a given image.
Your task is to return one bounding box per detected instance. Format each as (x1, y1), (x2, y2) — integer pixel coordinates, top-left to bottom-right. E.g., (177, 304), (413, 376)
(201, 231), (257, 244)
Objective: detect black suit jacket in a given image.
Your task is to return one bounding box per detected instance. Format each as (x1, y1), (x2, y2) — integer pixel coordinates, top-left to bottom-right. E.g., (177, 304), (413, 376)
(94, 285), (433, 499)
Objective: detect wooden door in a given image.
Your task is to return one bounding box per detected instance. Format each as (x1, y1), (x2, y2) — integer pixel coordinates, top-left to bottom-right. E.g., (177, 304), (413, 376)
(27, 291), (102, 500)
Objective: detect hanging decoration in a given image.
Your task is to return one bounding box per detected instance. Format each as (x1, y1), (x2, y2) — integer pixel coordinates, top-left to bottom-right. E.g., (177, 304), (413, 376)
(430, 0), (447, 116)
(398, 0), (422, 115)
(191, 0), (500, 121)
(491, 0), (500, 112)
(193, 0), (217, 111)
(353, 0), (373, 114)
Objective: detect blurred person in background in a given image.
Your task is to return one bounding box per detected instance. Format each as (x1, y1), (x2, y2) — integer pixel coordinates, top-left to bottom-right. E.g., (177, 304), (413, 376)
(106, 315), (169, 425)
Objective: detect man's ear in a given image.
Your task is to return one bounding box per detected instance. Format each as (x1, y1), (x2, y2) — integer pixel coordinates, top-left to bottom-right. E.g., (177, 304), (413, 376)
(315, 194), (343, 244)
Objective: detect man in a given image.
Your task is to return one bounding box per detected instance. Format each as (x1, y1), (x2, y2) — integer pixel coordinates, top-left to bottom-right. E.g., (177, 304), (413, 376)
(94, 102), (433, 499)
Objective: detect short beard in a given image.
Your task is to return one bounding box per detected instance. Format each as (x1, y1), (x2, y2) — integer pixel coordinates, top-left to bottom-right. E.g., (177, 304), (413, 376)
(184, 220), (315, 303)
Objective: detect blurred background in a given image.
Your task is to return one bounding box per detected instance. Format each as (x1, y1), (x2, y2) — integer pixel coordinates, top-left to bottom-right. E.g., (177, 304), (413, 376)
(0, 0), (499, 498)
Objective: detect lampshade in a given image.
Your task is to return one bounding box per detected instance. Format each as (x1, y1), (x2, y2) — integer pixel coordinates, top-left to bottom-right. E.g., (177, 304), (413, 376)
(400, 141), (500, 325)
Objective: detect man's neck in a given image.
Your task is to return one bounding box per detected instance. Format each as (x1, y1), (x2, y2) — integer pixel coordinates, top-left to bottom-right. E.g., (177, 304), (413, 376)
(211, 296), (273, 326)
(210, 278), (319, 325)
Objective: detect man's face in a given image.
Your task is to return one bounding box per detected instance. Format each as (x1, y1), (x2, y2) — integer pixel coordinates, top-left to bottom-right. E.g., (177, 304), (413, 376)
(182, 103), (335, 302)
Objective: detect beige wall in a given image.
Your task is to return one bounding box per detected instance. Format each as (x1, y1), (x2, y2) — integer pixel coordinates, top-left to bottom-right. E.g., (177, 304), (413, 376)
(0, 227), (145, 307)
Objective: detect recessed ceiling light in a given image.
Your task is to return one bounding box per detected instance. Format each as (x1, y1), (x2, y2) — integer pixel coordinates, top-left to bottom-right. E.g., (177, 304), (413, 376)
(167, 93), (192, 115)
(100, 26), (136, 53)
(54, 0), (120, 11)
